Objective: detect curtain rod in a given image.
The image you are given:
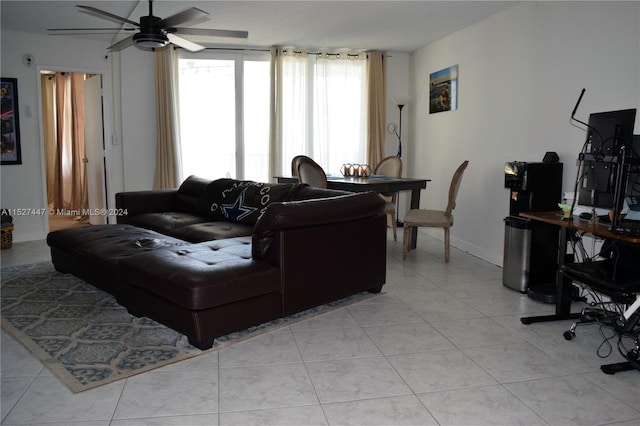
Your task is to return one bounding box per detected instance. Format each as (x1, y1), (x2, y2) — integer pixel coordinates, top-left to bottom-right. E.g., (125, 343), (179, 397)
(283, 50), (364, 58)
(196, 47), (387, 58)
(202, 47), (270, 52)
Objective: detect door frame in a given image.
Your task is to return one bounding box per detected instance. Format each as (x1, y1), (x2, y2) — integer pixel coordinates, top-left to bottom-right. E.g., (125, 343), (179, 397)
(36, 65), (112, 232)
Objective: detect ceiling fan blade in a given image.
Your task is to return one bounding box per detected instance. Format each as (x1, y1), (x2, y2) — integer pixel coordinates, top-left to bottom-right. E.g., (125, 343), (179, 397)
(156, 8), (209, 29)
(108, 35), (135, 51)
(48, 27), (136, 33)
(174, 28), (249, 39)
(167, 34), (205, 52)
(77, 5), (139, 27)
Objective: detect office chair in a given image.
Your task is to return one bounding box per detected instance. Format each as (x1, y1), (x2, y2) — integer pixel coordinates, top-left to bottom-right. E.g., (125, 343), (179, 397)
(373, 156), (402, 241)
(402, 160), (468, 262)
(297, 158), (328, 188)
(560, 241), (640, 373)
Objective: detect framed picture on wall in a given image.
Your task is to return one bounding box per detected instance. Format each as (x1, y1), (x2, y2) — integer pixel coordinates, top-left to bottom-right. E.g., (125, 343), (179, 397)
(1, 77), (22, 165)
(429, 65), (458, 114)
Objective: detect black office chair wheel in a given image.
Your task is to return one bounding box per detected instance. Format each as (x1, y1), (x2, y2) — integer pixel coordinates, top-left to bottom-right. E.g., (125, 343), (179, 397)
(563, 330), (575, 341)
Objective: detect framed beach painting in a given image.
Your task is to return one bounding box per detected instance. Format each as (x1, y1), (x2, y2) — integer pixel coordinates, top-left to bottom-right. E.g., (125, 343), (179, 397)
(429, 65), (458, 114)
(1, 77), (22, 165)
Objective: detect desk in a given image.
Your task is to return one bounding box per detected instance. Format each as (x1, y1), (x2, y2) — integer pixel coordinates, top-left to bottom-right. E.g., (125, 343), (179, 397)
(276, 175), (430, 248)
(520, 211), (640, 374)
(519, 211), (640, 324)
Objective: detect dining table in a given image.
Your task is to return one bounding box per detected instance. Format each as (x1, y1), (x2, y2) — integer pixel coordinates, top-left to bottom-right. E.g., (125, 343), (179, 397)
(275, 174), (430, 248)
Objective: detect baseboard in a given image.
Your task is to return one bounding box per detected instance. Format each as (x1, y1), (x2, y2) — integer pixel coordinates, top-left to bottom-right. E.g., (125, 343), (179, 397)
(420, 228), (502, 267)
(12, 230), (48, 243)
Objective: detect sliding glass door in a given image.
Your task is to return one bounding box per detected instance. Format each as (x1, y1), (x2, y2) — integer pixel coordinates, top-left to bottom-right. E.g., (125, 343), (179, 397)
(178, 52), (270, 182)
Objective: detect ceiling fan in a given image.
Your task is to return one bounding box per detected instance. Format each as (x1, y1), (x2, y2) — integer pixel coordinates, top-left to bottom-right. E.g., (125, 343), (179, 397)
(48, 0), (248, 52)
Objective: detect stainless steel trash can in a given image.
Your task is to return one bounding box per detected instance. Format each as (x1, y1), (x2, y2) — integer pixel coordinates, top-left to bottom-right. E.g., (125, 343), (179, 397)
(503, 216), (532, 293)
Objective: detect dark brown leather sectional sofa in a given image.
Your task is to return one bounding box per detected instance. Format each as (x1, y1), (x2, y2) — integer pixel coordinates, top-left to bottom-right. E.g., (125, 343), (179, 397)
(47, 176), (387, 349)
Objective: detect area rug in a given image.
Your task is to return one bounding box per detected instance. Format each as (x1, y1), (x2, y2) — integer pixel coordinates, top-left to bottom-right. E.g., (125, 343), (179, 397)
(1, 261), (379, 393)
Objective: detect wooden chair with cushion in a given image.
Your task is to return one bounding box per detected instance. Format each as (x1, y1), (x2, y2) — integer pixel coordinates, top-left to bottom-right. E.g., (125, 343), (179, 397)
(402, 160), (469, 262)
(373, 156), (403, 241)
(297, 158), (328, 188)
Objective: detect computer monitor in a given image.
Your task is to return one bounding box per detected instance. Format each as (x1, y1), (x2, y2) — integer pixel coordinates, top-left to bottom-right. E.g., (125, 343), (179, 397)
(578, 109), (637, 210)
(584, 109), (636, 156)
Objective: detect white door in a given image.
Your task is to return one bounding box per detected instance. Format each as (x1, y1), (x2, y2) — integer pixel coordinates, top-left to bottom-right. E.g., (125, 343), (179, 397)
(83, 75), (107, 225)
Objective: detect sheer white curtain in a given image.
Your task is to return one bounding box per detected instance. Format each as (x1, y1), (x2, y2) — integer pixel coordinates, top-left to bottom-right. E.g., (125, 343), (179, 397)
(274, 49), (367, 177)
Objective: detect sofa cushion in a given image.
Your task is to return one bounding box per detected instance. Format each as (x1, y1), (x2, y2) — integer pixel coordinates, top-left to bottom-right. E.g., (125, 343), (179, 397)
(199, 179), (304, 224)
(170, 221), (253, 243)
(47, 224), (189, 294)
(47, 224), (187, 266)
(123, 212), (208, 235)
(176, 175), (212, 213)
(118, 237), (281, 311)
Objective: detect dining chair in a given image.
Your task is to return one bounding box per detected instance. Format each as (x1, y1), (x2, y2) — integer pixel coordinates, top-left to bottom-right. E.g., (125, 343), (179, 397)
(402, 160), (469, 262)
(373, 156), (403, 241)
(291, 155), (312, 177)
(297, 158), (328, 188)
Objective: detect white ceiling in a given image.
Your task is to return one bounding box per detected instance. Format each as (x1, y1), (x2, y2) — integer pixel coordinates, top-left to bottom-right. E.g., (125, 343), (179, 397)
(1, 1), (515, 53)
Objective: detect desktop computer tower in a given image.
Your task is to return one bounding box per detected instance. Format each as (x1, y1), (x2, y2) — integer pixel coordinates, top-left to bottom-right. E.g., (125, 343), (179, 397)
(503, 161), (563, 302)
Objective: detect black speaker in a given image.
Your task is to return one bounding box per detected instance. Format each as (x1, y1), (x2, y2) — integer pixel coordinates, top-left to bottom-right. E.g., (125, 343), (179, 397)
(543, 151), (559, 163)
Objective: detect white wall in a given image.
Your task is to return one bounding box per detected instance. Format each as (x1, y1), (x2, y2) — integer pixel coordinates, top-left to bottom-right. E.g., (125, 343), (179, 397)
(385, 51), (411, 214)
(385, 51), (411, 158)
(117, 48), (157, 191)
(408, 1), (640, 265)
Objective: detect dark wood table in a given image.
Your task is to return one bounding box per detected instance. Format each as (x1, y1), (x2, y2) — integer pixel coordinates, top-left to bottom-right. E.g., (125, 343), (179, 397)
(276, 175), (430, 247)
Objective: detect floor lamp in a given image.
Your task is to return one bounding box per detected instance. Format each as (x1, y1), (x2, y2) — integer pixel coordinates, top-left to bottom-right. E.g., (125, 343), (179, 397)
(392, 100), (407, 227)
(396, 103), (404, 158)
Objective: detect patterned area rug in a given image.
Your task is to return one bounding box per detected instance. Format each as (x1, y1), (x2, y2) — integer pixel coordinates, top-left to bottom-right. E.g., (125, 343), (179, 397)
(1, 262), (378, 393)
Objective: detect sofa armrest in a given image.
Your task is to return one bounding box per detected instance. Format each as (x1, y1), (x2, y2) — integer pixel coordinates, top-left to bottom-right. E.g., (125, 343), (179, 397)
(251, 191), (384, 263)
(115, 189), (178, 223)
(251, 192), (387, 315)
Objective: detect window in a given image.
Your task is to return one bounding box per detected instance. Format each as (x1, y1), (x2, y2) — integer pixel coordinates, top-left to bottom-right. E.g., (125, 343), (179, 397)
(178, 50), (368, 182)
(178, 52), (270, 181)
(279, 53), (367, 177)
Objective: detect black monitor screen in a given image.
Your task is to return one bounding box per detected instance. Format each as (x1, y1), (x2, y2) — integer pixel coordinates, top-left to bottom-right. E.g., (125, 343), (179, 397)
(585, 108), (636, 156)
(578, 109), (637, 209)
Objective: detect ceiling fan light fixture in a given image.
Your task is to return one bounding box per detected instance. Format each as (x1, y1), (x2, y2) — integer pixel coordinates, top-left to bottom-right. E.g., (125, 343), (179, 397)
(133, 32), (169, 48)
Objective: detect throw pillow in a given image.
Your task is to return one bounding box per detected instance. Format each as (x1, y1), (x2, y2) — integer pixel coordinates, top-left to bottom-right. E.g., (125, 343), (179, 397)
(199, 179), (303, 224)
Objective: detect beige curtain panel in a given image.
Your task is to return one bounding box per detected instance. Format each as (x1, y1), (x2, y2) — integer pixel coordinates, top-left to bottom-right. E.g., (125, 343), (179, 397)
(42, 72), (87, 212)
(154, 47), (183, 189)
(268, 47), (282, 182)
(366, 51), (386, 168)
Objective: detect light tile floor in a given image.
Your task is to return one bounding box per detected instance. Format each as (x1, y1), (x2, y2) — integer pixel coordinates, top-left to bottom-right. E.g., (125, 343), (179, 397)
(1, 235), (639, 425)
